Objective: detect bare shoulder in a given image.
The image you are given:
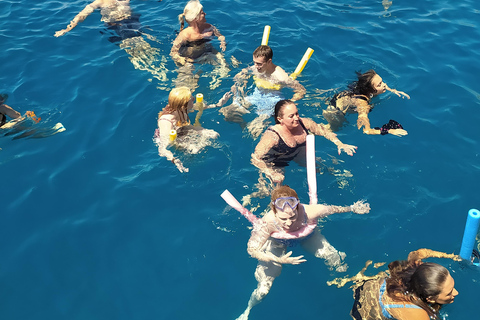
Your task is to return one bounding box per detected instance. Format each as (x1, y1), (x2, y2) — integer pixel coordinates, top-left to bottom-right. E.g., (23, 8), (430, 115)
(388, 306), (429, 320)
(272, 66), (289, 81)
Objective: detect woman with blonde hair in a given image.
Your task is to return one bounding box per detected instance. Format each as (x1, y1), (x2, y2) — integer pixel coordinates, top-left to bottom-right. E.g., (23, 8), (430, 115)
(154, 87), (230, 173)
(170, 0), (228, 89)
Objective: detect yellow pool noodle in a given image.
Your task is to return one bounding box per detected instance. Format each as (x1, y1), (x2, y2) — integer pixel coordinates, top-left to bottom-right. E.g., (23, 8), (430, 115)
(290, 48), (314, 79)
(261, 25), (271, 46)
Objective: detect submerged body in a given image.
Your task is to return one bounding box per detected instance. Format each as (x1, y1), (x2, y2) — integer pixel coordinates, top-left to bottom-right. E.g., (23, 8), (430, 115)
(323, 70), (409, 136)
(236, 185), (370, 320)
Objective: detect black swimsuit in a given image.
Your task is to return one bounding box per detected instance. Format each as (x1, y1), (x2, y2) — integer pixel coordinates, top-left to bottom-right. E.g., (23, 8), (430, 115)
(261, 119), (309, 167)
(329, 91), (370, 114)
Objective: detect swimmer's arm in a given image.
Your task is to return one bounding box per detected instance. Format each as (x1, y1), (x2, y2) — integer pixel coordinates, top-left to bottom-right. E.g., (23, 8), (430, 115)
(305, 201), (370, 219)
(356, 102), (381, 135)
(231, 67), (252, 95)
(54, 1), (101, 37)
(385, 84), (410, 99)
(247, 221), (306, 265)
(205, 92), (232, 109)
(156, 119), (175, 161)
(302, 117), (357, 156)
(212, 26), (226, 52)
(170, 33), (193, 65)
(251, 130), (284, 184)
(0, 104), (21, 119)
(288, 77), (307, 101)
(407, 249), (461, 262)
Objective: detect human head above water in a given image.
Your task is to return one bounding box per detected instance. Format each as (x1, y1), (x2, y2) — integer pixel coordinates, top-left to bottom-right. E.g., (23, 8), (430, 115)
(168, 87), (192, 112)
(408, 262), (457, 305)
(274, 99), (295, 124)
(179, 0), (203, 29)
(253, 45), (273, 62)
(271, 185), (299, 213)
(351, 69), (378, 97)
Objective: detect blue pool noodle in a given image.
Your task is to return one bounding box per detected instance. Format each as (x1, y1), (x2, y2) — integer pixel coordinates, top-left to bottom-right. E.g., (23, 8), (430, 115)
(459, 209), (480, 261)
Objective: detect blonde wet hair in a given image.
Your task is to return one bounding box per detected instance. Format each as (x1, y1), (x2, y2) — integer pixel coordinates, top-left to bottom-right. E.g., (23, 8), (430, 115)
(178, 0), (203, 31)
(159, 87), (192, 126)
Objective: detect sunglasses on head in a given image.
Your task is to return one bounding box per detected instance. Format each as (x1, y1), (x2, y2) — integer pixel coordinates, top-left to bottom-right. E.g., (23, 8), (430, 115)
(273, 197), (299, 211)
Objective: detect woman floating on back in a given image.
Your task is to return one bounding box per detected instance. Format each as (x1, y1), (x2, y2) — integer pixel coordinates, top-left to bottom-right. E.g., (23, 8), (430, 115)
(323, 70), (409, 136)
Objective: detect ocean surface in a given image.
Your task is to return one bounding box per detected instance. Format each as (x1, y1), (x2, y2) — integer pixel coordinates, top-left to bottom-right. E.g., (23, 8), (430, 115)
(1, 0), (479, 319)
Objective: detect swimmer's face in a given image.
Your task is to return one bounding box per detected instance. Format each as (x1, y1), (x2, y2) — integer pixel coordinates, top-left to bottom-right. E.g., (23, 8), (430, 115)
(431, 273), (458, 305)
(278, 103), (300, 130)
(196, 9), (206, 23)
(371, 74), (387, 95)
(253, 56), (271, 73)
(275, 206), (298, 230)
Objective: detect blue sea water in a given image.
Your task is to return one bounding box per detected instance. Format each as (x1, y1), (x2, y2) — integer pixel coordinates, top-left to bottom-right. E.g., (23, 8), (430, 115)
(1, 0), (479, 319)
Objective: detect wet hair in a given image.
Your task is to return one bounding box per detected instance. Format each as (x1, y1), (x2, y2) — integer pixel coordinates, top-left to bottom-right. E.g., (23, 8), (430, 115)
(253, 45), (273, 62)
(386, 261), (450, 319)
(178, 0), (203, 31)
(159, 87), (192, 126)
(273, 99), (295, 124)
(348, 69), (377, 97)
(271, 185), (299, 213)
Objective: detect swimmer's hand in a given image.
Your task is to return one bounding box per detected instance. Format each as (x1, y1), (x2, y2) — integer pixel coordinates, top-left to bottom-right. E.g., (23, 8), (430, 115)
(54, 29), (67, 37)
(351, 200), (370, 214)
(219, 36), (226, 52)
(173, 158), (189, 173)
(392, 89), (410, 99)
(388, 128), (408, 137)
(217, 92), (232, 107)
(276, 251), (306, 265)
(338, 143), (357, 156)
(176, 56), (194, 66)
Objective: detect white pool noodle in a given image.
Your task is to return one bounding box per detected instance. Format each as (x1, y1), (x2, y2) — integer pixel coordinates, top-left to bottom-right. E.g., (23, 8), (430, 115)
(306, 134), (318, 205)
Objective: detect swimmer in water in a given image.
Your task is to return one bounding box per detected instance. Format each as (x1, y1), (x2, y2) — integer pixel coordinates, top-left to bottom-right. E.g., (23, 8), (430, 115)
(236, 185), (370, 320)
(220, 45), (306, 137)
(323, 70), (409, 135)
(252, 100), (357, 185)
(154, 87), (230, 173)
(0, 94), (21, 128)
(0, 94), (65, 139)
(170, 0), (229, 90)
(350, 248), (460, 320)
(54, 0), (168, 83)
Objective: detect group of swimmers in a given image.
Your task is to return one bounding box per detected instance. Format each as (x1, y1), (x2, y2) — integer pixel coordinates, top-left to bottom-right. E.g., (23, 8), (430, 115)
(1, 1), (465, 319)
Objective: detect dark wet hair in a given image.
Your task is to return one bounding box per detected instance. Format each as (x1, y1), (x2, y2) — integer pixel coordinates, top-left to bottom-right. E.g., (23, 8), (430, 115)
(348, 70), (377, 97)
(0, 93), (8, 105)
(386, 261), (450, 319)
(273, 99), (295, 124)
(253, 45), (273, 61)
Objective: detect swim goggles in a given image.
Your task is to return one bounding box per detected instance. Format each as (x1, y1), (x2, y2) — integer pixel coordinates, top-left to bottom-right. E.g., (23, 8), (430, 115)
(273, 197), (299, 211)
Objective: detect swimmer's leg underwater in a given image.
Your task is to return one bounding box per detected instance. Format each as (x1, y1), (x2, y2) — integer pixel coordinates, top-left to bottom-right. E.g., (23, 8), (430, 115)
(236, 240), (285, 320)
(301, 229), (348, 272)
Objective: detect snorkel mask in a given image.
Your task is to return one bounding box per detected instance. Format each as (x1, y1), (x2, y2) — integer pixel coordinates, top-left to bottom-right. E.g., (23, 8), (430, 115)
(273, 197), (299, 211)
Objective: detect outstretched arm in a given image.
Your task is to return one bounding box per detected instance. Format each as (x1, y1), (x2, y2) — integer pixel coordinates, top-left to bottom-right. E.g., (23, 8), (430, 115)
(251, 130), (284, 184)
(304, 200), (370, 220)
(212, 26), (226, 52)
(385, 84), (410, 99)
(54, 0), (102, 37)
(407, 249), (461, 262)
(301, 117), (357, 156)
(0, 104), (21, 119)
